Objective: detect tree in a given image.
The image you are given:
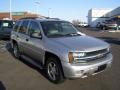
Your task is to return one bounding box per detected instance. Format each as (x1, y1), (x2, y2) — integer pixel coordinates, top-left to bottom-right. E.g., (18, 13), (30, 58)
(72, 19), (80, 26)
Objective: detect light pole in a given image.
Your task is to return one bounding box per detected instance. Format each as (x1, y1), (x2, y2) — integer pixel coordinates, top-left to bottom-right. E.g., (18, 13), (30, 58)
(10, 0), (12, 20)
(35, 1), (40, 15)
(48, 8), (51, 18)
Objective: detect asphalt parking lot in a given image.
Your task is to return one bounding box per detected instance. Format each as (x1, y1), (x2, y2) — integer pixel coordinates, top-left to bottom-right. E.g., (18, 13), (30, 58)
(0, 28), (120, 90)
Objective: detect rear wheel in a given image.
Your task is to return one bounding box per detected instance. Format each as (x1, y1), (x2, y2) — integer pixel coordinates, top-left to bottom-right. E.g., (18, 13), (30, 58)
(46, 57), (65, 84)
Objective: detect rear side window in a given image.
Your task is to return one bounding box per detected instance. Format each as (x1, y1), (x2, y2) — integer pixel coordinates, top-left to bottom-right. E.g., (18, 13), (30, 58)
(18, 20), (29, 34)
(2, 21), (13, 28)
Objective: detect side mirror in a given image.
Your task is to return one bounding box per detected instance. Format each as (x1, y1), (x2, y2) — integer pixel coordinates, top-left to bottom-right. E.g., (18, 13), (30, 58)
(30, 31), (42, 39)
(77, 32), (86, 36)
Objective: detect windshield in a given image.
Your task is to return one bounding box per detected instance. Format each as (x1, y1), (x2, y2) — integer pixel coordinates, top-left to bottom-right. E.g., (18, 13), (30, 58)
(2, 21), (13, 28)
(41, 21), (80, 38)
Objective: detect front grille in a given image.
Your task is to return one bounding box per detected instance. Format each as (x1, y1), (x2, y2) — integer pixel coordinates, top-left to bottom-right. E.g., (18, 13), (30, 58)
(85, 52), (109, 62)
(86, 49), (108, 57)
(76, 48), (109, 63)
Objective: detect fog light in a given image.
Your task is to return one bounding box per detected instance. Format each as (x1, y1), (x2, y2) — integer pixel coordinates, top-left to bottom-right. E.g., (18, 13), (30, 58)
(76, 70), (84, 74)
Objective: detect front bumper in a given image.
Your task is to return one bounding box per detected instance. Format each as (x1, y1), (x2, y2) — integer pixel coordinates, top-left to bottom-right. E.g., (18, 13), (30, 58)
(0, 33), (10, 39)
(61, 53), (113, 79)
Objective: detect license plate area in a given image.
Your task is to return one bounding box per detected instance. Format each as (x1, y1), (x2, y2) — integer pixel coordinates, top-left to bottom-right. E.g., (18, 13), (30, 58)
(95, 64), (107, 73)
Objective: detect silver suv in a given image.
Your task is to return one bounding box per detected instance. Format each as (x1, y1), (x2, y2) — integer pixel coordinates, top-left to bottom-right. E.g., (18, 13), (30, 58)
(11, 17), (113, 83)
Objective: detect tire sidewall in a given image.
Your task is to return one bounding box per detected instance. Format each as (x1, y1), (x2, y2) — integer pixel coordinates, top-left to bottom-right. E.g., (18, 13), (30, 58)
(46, 57), (64, 84)
(13, 43), (21, 59)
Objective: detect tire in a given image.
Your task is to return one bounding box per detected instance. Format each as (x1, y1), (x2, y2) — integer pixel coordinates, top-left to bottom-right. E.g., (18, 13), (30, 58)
(46, 57), (65, 84)
(102, 25), (107, 30)
(13, 43), (21, 59)
(102, 26), (105, 30)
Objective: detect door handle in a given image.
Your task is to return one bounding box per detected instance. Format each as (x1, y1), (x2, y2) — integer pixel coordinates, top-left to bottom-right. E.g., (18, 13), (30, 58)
(26, 38), (29, 41)
(16, 35), (19, 38)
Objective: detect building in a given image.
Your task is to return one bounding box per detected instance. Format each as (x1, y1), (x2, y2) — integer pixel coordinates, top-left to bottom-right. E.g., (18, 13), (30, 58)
(88, 8), (112, 27)
(0, 12), (44, 20)
(105, 7), (120, 24)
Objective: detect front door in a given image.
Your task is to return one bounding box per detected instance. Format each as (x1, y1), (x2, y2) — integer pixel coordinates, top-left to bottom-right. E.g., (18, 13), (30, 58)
(25, 21), (45, 64)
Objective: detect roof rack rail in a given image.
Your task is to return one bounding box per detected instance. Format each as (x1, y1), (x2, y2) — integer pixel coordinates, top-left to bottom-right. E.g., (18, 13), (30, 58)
(19, 17), (61, 20)
(19, 17), (45, 20)
(48, 18), (60, 20)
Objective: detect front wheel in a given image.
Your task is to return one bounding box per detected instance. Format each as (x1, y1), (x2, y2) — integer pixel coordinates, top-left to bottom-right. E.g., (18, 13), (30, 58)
(13, 43), (21, 59)
(46, 57), (65, 84)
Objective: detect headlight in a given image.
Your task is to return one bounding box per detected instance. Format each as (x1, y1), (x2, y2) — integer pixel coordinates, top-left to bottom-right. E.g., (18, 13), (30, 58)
(68, 52), (86, 63)
(107, 47), (111, 53)
(107, 48), (110, 52)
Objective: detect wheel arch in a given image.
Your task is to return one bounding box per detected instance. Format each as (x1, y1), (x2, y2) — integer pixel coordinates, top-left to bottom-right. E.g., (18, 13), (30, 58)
(44, 51), (65, 77)
(11, 39), (17, 48)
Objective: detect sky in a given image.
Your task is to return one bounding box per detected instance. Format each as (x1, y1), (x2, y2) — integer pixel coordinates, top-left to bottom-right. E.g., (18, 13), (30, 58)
(0, 0), (120, 22)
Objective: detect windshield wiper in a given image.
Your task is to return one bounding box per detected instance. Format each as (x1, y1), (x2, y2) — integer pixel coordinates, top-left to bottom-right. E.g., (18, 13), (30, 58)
(47, 34), (65, 38)
(64, 33), (81, 36)
(47, 33), (81, 38)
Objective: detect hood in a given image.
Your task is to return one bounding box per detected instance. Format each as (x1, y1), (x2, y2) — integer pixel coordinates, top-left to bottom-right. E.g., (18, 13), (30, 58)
(50, 36), (109, 51)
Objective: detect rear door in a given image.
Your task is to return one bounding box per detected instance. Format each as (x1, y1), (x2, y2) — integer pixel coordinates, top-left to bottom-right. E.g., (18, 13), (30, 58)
(17, 20), (30, 53)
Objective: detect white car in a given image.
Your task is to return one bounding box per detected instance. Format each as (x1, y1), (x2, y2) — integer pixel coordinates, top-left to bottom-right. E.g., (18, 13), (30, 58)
(78, 22), (88, 27)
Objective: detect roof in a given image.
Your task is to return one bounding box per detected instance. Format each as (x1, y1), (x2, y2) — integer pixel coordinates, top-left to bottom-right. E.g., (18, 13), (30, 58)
(20, 17), (66, 22)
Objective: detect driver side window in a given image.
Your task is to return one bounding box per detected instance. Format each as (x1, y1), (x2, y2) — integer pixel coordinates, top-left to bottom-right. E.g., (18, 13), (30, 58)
(28, 21), (41, 38)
